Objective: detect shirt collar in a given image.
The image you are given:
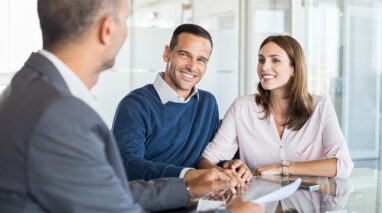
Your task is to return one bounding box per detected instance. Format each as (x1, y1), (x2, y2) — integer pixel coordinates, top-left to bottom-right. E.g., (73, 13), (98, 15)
(153, 72), (199, 105)
(38, 49), (109, 125)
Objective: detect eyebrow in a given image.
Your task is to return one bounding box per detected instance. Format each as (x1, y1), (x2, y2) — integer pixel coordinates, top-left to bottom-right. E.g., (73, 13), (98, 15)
(178, 50), (190, 55)
(258, 54), (281, 57)
(178, 50), (209, 61)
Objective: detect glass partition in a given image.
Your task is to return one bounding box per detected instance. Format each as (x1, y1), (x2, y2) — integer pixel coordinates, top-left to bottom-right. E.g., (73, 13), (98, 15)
(248, 0), (292, 93)
(301, 0), (382, 161)
(108, 0), (240, 119)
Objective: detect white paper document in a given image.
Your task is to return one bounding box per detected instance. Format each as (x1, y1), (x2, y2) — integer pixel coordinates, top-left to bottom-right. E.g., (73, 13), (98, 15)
(196, 199), (225, 211)
(197, 178), (301, 211)
(250, 178), (302, 204)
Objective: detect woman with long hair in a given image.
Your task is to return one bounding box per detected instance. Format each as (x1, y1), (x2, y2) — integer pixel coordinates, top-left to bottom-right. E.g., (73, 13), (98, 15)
(198, 35), (353, 180)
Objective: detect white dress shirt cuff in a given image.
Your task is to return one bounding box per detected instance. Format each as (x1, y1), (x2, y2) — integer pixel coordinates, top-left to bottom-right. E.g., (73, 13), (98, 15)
(179, 167), (195, 178)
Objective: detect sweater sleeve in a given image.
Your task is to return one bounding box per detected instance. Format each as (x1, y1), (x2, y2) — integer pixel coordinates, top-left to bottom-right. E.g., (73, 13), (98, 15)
(321, 97), (354, 178)
(112, 96), (185, 181)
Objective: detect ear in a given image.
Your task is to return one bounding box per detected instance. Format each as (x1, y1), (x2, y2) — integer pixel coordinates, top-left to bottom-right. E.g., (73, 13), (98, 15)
(163, 45), (170, 62)
(99, 15), (115, 45)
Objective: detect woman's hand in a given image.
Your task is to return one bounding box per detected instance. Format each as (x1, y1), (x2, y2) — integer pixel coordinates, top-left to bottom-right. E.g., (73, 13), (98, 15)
(223, 159), (252, 183)
(253, 163), (282, 176)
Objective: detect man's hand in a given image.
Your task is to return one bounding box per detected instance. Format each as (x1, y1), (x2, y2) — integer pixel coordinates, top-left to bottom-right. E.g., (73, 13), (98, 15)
(253, 163), (282, 176)
(183, 169), (209, 182)
(223, 159), (252, 183)
(227, 197), (264, 213)
(221, 169), (245, 189)
(186, 168), (236, 202)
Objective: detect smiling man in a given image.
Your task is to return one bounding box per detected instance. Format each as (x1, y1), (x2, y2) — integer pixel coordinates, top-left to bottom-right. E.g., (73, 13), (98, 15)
(113, 24), (220, 181)
(0, 0), (265, 211)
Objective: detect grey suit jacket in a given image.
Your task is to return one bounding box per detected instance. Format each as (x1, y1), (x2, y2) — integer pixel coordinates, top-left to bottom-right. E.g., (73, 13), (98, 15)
(0, 53), (195, 212)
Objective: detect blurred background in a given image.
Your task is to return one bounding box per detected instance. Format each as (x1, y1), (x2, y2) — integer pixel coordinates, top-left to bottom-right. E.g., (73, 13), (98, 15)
(0, 0), (381, 169)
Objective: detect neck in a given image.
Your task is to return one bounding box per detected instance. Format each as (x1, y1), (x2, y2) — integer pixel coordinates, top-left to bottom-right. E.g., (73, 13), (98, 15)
(47, 45), (102, 90)
(269, 88), (290, 117)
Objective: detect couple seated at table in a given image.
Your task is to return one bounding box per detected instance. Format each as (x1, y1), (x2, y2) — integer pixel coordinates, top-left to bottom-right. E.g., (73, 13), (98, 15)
(112, 24), (354, 185)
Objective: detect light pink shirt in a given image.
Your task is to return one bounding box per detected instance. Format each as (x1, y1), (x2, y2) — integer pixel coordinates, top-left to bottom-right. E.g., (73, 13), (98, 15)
(202, 94), (353, 178)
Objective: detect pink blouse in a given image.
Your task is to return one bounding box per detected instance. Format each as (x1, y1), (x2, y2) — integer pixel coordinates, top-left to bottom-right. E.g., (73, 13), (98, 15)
(202, 95), (353, 178)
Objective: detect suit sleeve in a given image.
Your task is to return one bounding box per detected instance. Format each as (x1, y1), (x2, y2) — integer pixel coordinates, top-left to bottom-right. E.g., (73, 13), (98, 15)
(128, 178), (189, 211)
(129, 178), (231, 213)
(28, 97), (145, 213)
(113, 96), (185, 181)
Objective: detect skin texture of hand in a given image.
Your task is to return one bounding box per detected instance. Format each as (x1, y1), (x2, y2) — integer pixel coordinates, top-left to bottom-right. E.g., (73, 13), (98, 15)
(196, 158), (245, 190)
(220, 169), (245, 189)
(223, 159), (252, 183)
(183, 169), (210, 182)
(186, 168), (236, 202)
(227, 197), (264, 213)
(253, 163), (282, 176)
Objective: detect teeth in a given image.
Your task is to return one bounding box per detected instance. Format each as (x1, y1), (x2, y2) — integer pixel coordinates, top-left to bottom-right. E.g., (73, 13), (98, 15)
(262, 74), (275, 79)
(183, 73), (194, 78)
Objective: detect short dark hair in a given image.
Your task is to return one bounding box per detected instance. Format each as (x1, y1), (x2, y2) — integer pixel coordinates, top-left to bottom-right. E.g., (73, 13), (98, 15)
(169, 24), (213, 51)
(37, 0), (121, 49)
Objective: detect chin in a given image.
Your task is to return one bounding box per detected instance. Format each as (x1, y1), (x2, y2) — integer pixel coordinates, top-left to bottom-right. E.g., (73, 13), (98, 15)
(102, 60), (115, 71)
(261, 83), (273, 90)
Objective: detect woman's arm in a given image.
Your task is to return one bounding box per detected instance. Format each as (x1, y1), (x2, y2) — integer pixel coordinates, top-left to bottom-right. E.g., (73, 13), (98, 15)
(321, 98), (353, 178)
(289, 158), (337, 177)
(254, 158), (337, 177)
(198, 157), (221, 169)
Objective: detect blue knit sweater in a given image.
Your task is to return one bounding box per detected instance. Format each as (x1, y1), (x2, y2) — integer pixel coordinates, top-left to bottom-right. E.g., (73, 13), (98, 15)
(112, 85), (220, 181)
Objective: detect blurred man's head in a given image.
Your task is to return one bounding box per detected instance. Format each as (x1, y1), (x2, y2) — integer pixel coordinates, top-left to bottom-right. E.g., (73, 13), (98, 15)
(38, 0), (130, 70)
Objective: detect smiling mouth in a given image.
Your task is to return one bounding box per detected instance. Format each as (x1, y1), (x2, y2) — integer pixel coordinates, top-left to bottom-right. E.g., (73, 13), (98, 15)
(180, 71), (196, 81)
(261, 74), (276, 80)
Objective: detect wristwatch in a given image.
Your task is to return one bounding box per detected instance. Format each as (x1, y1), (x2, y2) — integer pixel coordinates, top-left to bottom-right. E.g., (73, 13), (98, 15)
(281, 160), (291, 176)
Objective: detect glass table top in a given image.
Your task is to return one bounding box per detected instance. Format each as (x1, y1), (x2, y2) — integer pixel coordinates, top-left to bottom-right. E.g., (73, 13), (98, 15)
(195, 168), (382, 212)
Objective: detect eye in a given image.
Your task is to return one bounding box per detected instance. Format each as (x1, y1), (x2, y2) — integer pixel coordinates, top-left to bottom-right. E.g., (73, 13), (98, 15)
(272, 58), (280, 63)
(258, 58), (265, 64)
(197, 58), (207, 64)
(179, 52), (188, 58)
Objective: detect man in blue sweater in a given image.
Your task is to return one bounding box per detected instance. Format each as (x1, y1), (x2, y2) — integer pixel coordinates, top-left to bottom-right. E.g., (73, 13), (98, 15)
(113, 24), (222, 182)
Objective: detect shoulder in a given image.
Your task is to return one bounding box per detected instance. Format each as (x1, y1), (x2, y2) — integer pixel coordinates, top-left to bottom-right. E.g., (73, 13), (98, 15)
(197, 89), (217, 104)
(42, 95), (104, 127)
(234, 94), (256, 104)
(233, 94), (261, 110)
(311, 94), (337, 119)
(119, 84), (157, 106)
(312, 94), (332, 109)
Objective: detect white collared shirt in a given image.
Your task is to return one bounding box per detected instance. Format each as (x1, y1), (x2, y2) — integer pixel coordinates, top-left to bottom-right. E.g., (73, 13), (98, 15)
(153, 72), (199, 105)
(152, 71), (198, 178)
(38, 49), (108, 125)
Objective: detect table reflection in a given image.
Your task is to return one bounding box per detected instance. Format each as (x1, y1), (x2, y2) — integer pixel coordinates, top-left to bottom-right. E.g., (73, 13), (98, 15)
(240, 175), (352, 212)
(165, 168), (381, 212)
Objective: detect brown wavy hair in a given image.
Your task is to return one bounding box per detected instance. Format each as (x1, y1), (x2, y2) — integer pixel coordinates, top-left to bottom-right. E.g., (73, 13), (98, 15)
(255, 35), (313, 131)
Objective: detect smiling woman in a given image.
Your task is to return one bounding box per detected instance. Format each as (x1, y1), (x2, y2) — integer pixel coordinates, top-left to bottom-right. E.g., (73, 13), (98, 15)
(198, 35), (354, 179)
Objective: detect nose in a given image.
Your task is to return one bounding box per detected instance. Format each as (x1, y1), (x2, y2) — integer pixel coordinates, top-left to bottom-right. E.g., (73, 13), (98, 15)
(186, 59), (197, 71)
(261, 59), (272, 71)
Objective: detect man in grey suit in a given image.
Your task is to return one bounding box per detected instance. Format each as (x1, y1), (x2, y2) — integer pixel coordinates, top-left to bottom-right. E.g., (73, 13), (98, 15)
(0, 0), (262, 212)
